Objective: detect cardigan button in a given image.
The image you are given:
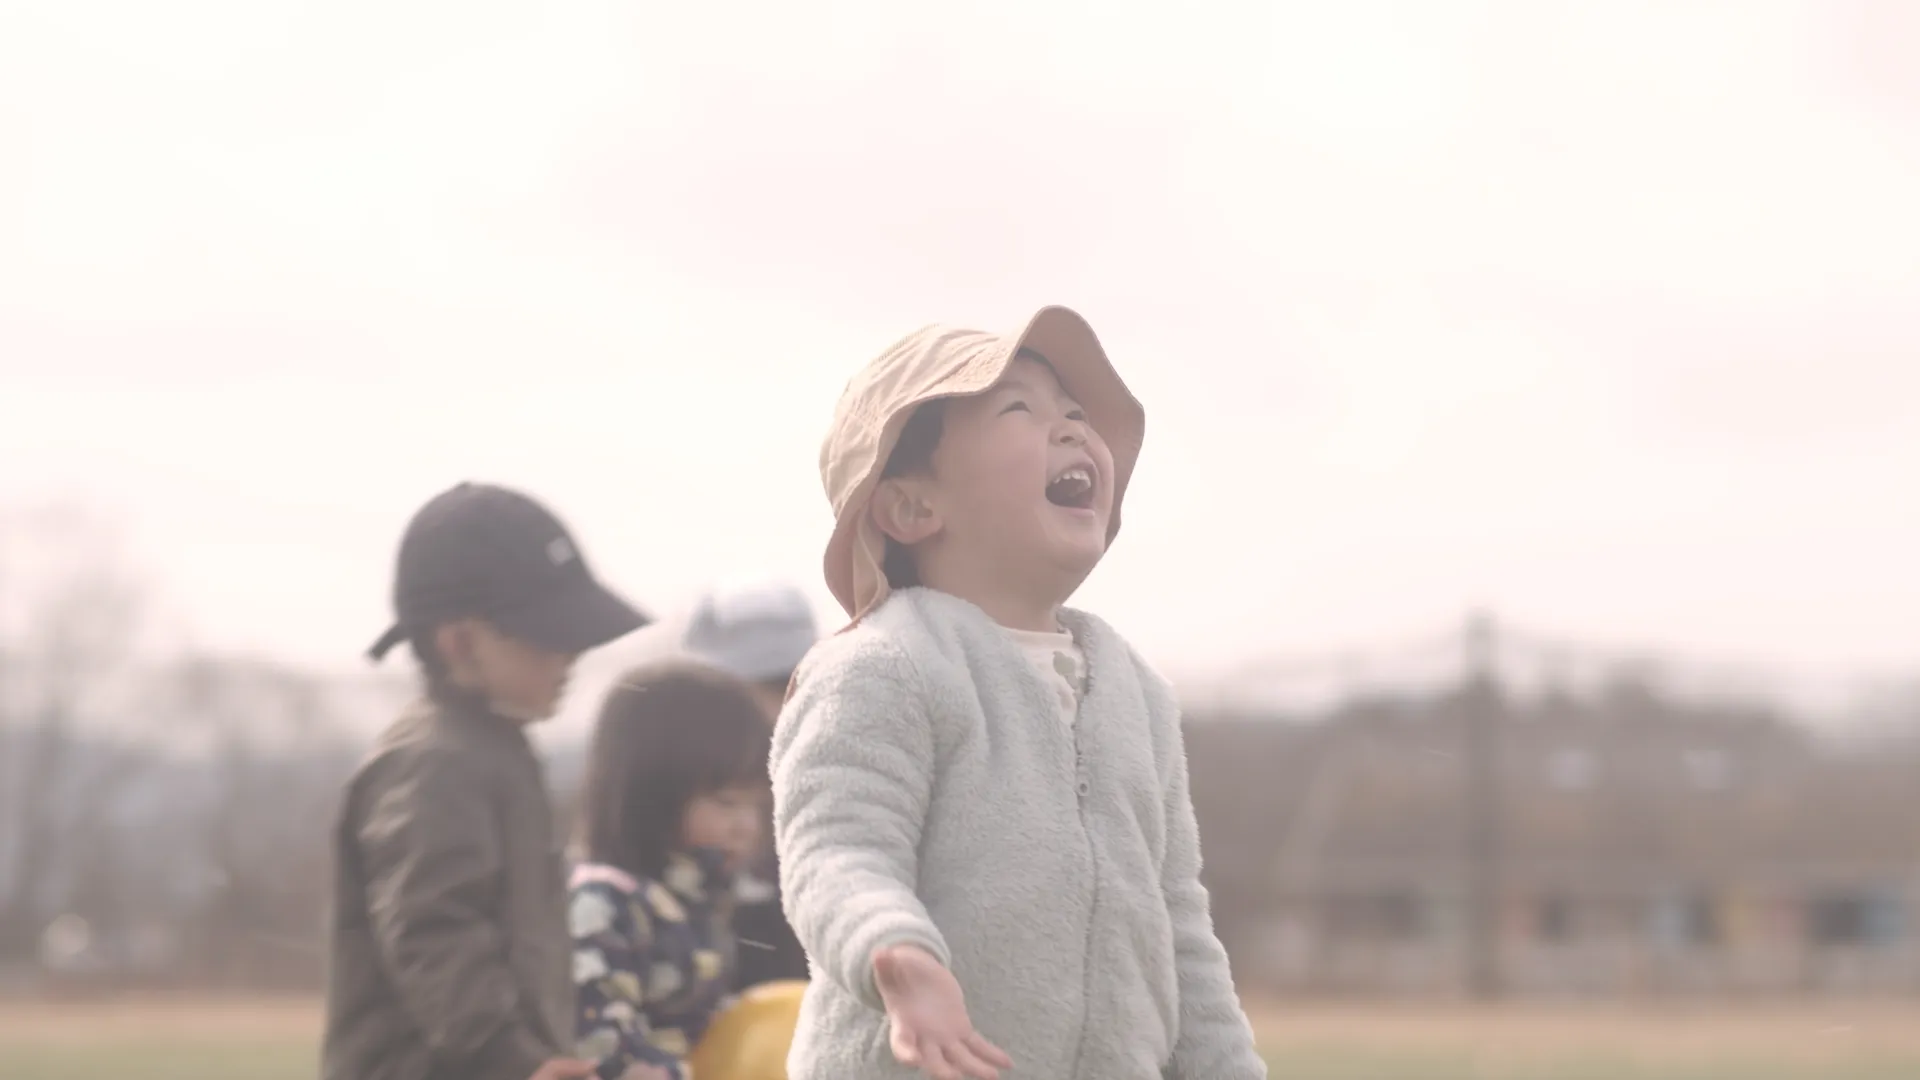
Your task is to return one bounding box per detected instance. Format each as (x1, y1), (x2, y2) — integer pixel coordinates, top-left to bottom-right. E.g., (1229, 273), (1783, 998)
(1076, 779), (1091, 798)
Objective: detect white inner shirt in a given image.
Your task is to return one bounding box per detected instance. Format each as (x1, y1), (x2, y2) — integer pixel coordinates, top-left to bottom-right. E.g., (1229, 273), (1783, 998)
(1004, 626), (1085, 727)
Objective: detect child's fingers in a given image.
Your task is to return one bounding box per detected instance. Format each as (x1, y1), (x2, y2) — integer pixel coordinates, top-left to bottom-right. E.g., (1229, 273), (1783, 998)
(943, 1035), (1005, 1080)
(890, 1026), (924, 1067)
(918, 1040), (961, 1080)
(965, 1030), (1014, 1069)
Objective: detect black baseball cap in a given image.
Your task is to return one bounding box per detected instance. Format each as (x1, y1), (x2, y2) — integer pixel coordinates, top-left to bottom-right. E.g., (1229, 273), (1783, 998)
(367, 482), (650, 662)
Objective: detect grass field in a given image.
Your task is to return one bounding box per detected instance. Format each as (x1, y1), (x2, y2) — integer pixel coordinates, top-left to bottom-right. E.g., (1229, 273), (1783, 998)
(4, 996), (1920, 1079)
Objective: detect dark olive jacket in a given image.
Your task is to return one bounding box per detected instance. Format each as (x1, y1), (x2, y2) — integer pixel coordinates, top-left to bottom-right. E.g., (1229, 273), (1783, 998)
(323, 697), (571, 1080)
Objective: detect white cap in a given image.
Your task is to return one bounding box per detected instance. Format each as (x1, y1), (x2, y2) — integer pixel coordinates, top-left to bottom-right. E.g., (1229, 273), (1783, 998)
(682, 580), (821, 683)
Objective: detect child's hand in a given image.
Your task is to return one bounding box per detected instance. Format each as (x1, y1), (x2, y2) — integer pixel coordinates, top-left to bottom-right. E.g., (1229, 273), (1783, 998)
(872, 944), (1012, 1080)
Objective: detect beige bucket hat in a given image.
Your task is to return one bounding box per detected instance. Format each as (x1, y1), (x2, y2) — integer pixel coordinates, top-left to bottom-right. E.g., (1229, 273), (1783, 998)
(819, 305), (1145, 620)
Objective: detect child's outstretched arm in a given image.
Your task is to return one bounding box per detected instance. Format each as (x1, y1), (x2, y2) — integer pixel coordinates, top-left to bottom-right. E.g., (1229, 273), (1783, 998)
(1159, 706), (1268, 1079)
(771, 634), (951, 1009)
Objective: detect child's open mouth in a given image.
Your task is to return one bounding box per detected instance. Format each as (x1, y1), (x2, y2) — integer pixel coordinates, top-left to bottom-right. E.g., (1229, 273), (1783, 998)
(1046, 465), (1096, 510)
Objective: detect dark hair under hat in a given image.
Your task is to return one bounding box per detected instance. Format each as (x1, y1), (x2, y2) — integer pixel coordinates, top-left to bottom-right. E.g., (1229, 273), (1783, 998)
(368, 482), (649, 662)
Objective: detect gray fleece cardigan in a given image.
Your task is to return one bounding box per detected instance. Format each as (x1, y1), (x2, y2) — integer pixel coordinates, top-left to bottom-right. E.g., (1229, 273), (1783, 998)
(771, 588), (1265, 1080)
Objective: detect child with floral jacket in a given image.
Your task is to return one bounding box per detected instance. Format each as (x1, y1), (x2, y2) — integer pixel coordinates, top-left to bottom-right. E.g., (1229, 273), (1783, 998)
(570, 661), (772, 1080)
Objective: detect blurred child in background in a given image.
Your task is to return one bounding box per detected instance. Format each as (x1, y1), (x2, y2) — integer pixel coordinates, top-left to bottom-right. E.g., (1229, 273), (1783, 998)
(680, 580), (820, 990)
(323, 482), (648, 1080)
(570, 660), (773, 1080)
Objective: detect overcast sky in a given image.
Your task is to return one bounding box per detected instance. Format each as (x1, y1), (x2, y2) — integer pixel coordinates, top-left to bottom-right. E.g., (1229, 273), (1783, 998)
(2, 0), (1916, 715)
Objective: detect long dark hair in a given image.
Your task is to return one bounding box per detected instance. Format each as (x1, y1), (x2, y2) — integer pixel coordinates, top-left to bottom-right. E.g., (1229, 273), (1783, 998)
(576, 659), (772, 880)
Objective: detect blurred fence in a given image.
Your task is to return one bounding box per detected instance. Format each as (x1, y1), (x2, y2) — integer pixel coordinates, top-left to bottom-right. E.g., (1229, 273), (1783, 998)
(1190, 614), (1920, 999)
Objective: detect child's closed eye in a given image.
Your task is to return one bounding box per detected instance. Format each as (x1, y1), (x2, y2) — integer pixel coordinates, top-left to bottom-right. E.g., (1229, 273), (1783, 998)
(999, 400), (1031, 415)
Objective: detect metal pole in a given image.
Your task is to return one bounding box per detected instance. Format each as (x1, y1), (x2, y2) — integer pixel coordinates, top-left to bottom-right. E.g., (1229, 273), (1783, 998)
(1461, 609), (1504, 999)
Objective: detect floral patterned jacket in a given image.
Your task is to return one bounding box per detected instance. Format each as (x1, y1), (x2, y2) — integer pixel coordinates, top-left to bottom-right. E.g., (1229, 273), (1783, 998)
(569, 849), (737, 1080)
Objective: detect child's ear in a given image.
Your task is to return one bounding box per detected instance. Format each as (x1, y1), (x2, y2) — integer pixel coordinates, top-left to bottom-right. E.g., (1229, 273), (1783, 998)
(436, 619), (479, 674)
(870, 477), (941, 545)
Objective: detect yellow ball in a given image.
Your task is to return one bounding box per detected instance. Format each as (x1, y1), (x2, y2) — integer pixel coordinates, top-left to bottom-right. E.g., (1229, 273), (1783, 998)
(687, 979), (806, 1080)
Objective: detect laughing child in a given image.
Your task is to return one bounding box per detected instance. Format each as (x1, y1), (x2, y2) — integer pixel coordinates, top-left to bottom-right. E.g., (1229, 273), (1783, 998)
(771, 307), (1266, 1079)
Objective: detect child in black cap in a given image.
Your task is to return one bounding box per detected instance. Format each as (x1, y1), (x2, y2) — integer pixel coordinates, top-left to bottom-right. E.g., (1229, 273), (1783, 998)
(323, 482), (649, 1080)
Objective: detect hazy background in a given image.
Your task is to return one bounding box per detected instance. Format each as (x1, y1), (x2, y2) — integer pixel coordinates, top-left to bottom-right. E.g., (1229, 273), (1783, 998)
(5, 0), (1916, 720)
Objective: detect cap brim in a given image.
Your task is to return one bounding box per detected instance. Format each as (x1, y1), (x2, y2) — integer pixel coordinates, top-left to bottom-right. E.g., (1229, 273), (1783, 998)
(367, 624), (409, 662)
(492, 576), (651, 655)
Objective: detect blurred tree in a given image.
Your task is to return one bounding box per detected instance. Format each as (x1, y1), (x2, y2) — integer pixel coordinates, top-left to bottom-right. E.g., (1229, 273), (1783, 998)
(165, 654), (357, 988)
(0, 507), (150, 967)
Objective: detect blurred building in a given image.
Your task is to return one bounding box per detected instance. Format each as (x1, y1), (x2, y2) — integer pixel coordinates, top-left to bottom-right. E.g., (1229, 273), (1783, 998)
(1191, 681), (1920, 997)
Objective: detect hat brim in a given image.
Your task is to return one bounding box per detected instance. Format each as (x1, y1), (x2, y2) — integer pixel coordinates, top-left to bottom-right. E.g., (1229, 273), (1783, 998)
(823, 305), (1145, 621)
(491, 575), (652, 655)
